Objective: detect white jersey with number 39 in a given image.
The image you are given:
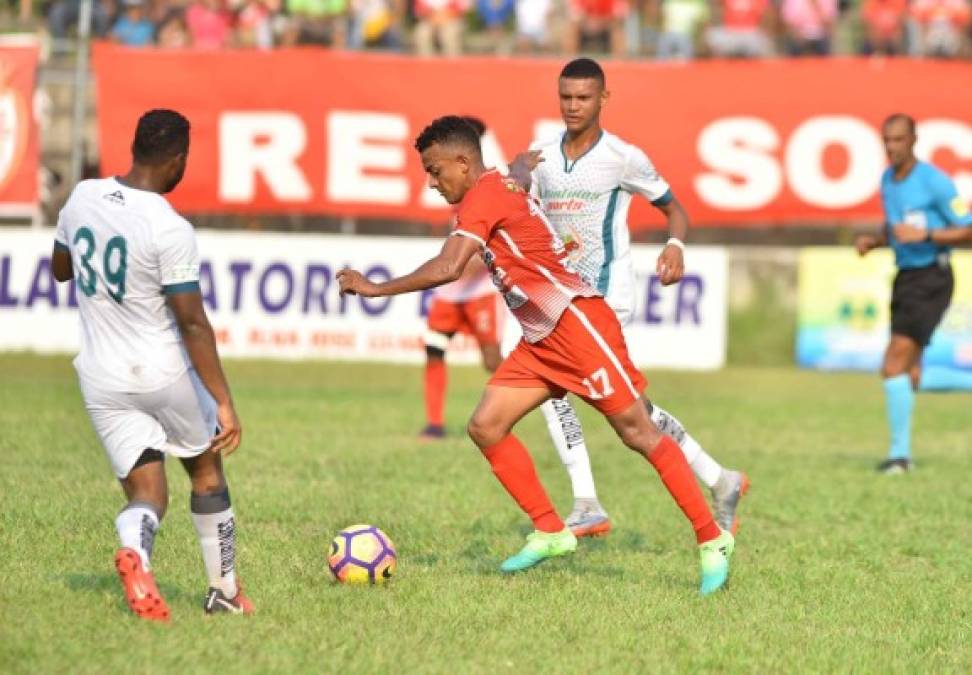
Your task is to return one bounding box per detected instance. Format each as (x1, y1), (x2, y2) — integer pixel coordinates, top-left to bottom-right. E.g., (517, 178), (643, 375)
(55, 177), (200, 393)
(529, 130), (672, 325)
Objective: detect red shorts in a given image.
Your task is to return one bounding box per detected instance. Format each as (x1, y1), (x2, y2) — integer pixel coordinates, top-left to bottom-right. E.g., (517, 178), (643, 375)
(427, 294), (503, 346)
(490, 297), (647, 415)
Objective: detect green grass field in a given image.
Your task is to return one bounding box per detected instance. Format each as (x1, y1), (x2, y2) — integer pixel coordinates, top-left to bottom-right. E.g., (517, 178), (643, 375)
(1, 354), (970, 673)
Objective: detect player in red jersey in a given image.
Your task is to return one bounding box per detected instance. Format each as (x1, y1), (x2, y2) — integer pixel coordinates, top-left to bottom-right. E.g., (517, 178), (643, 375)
(338, 116), (734, 594)
(420, 116), (505, 440)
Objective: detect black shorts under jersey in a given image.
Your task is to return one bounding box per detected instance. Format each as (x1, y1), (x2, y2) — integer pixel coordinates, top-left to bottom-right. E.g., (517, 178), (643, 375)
(890, 263), (954, 347)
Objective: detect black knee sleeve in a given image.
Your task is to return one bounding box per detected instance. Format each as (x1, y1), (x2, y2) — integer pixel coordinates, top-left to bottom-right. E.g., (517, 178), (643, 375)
(425, 345), (446, 360)
(190, 487), (231, 514)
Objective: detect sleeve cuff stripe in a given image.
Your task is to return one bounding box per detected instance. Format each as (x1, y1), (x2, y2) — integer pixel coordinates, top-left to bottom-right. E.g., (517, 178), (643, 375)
(651, 190), (674, 207)
(452, 230), (486, 247)
(162, 281), (200, 295)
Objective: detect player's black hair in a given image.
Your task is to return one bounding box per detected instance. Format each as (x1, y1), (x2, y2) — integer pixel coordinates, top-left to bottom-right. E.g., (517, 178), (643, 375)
(131, 109), (190, 165)
(560, 58), (605, 87)
(460, 116), (487, 138)
(883, 113), (916, 135)
(414, 116), (482, 155)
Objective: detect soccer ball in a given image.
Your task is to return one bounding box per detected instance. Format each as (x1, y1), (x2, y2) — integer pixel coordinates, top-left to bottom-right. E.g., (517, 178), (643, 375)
(327, 524), (397, 585)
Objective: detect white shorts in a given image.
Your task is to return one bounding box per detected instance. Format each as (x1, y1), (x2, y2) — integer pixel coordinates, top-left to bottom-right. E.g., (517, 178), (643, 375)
(79, 369), (218, 479)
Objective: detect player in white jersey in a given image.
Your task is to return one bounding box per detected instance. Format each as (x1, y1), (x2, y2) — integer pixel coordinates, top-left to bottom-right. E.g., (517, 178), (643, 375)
(51, 110), (252, 621)
(508, 58), (749, 537)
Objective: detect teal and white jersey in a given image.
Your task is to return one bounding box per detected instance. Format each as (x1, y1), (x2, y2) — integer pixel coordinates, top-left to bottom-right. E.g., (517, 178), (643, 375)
(530, 130), (672, 325)
(54, 178), (200, 393)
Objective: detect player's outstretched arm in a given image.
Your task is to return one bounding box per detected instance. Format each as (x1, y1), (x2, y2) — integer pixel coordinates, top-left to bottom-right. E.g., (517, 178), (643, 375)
(51, 246), (74, 282)
(167, 291), (242, 456)
(654, 197), (689, 286)
(338, 234), (481, 298)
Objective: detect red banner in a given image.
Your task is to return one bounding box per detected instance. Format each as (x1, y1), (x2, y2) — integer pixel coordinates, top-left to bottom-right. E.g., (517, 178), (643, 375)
(93, 44), (972, 228)
(0, 41), (38, 213)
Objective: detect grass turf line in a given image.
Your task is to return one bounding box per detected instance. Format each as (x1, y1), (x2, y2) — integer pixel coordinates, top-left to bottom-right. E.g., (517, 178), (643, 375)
(0, 354), (970, 673)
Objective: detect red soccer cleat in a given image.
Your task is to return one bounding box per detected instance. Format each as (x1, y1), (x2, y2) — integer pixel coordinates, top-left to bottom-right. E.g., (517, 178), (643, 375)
(114, 548), (170, 623)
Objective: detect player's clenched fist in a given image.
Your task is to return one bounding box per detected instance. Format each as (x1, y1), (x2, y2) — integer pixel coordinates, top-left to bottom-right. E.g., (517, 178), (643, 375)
(338, 268), (378, 297)
(855, 234), (880, 256)
(656, 243), (684, 286)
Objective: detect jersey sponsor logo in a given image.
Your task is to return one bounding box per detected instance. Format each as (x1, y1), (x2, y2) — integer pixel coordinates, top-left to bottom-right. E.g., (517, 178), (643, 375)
(102, 190), (125, 205)
(501, 285), (528, 310)
(483, 254), (527, 308)
(951, 196), (970, 219)
(501, 177), (524, 193)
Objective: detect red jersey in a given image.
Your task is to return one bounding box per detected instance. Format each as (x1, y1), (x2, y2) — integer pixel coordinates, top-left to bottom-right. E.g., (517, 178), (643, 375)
(453, 170), (598, 343)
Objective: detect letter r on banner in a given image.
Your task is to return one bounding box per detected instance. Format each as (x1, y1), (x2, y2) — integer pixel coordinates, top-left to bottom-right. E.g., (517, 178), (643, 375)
(219, 112), (312, 202)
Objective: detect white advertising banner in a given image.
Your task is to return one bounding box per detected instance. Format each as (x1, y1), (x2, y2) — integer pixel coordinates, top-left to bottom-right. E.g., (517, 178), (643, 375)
(0, 229), (726, 369)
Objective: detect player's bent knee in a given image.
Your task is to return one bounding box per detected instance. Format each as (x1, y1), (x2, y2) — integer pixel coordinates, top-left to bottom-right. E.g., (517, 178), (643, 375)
(467, 415), (502, 449)
(617, 423), (662, 456)
(124, 449), (169, 515)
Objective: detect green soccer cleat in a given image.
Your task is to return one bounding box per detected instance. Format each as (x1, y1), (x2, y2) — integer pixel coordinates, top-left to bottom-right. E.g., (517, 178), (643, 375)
(500, 528), (577, 573)
(699, 529), (735, 596)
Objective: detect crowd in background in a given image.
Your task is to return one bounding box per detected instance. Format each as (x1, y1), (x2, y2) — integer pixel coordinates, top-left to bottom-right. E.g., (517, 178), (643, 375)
(40, 0), (972, 58)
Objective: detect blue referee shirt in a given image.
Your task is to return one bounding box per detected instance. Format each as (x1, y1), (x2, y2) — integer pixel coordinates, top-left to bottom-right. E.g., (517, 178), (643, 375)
(882, 161), (972, 270)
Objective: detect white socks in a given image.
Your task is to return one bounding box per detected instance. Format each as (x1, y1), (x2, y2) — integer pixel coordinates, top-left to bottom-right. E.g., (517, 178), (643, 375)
(542, 395), (726, 499)
(190, 489), (239, 598)
(541, 397), (598, 500)
(115, 503), (159, 569)
(649, 403), (723, 488)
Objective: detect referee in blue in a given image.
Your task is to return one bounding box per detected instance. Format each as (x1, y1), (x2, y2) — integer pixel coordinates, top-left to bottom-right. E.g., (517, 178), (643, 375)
(855, 113), (972, 474)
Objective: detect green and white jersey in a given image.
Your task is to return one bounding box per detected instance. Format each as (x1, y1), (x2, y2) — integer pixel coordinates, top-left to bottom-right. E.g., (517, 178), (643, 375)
(530, 130), (673, 326)
(54, 178), (200, 393)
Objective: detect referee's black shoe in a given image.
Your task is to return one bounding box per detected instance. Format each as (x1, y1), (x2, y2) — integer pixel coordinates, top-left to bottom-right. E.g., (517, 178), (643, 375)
(877, 458), (913, 475)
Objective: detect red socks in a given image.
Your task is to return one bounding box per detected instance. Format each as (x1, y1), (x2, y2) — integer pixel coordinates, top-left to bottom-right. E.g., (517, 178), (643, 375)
(482, 435), (564, 533)
(648, 436), (721, 544)
(424, 359), (447, 427)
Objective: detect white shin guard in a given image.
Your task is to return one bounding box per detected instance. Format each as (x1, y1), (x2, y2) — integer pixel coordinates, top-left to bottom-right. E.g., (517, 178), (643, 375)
(649, 402), (723, 488)
(115, 502), (159, 569)
(541, 397), (598, 500)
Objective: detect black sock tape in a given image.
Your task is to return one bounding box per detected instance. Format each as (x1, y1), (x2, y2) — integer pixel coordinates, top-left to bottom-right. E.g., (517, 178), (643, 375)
(190, 487), (231, 514)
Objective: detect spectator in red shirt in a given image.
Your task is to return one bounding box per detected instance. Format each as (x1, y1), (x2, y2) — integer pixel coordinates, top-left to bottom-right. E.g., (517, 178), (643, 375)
(186, 0), (234, 48)
(706, 0), (774, 57)
(565, 0), (628, 56)
(413, 0), (468, 56)
(861, 0), (908, 55)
